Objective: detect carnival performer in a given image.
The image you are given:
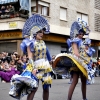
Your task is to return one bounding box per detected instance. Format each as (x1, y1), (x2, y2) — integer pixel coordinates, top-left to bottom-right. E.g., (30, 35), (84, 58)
(83, 38), (95, 85)
(67, 20), (93, 100)
(53, 19), (93, 100)
(67, 38), (95, 85)
(9, 14), (53, 100)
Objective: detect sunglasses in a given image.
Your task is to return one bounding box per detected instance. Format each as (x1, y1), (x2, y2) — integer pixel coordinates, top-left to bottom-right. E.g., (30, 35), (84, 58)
(79, 33), (84, 36)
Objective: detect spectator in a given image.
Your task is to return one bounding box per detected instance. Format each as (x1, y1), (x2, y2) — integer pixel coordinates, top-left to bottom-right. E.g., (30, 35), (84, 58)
(5, 5), (10, 18)
(11, 54), (16, 61)
(13, 51), (18, 55)
(0, 59), (20, 83)
(0, 6), (6, 18)
(1, 52), (7, 62)
(92, 62), (99, 77)
(8, 5), (15, 17)
(97, 58), (100, 69)
(1, 6), (6, 14)
(21, 54), (28, 70)
(15, 55), (23, 74)
(0, 53), (3, 59)
(0, 60), (3, 71)
(97, 58), (100, 75)
(51, 55), (56, 65)
(52, 55), (56, 60)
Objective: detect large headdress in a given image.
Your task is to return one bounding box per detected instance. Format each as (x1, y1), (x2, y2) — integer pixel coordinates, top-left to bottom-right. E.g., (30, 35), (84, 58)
(22, 14), (50, 38)
(70, 18), (90, 39)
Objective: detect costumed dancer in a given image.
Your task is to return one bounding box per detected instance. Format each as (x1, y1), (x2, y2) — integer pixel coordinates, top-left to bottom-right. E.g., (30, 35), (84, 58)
(83, 38), (95, 85)
(53, 19), (92, 100)
(67, 19), (92, 100)
(9, 14), (53, 100)
(67, 38), (95, 85)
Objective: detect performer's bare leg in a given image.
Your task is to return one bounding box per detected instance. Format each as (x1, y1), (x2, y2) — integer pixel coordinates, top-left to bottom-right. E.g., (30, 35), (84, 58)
(43, 87), (49, 100)
(27, 88), (38, 100)
(67, 72), (79, 100)
(80, 73), (87, 100)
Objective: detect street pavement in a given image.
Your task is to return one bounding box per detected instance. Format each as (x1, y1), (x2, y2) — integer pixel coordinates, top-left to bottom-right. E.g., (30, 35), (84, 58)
(0, 77), (100, 100)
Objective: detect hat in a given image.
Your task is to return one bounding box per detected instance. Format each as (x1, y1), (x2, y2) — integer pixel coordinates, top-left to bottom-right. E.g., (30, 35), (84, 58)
(22, 14), (50, 37)
(70, 18), (90, 39)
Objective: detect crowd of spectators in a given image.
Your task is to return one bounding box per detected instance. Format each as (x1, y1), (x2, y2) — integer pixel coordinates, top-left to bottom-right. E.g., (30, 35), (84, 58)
(0, 51), (100, 82)
(0, 5), (16, 18)
(0, 51), (28, 83)
(0, 4), (28, 19)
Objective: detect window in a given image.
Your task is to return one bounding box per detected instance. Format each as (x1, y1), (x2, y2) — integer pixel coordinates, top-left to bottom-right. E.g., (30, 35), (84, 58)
(31, 0), (50, 16)
(60, 7), (67, 21)
(77, 12), (89, 25)
(38, 1), (50, 16)
(95, 0), (100, 10)
(94, 13), (100, 32)
(31, 0), (37, 12)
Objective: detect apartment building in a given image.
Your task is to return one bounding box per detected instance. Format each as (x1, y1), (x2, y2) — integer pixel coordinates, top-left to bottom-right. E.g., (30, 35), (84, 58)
(0, 0), (100, 57)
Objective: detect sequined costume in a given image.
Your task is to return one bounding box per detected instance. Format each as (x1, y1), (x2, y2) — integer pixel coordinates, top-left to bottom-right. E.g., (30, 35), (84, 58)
(53, 19), (95, 80)
(21, 38), (53, 86)
(67, 37), (95, 80)
(9, 14), (52, 99)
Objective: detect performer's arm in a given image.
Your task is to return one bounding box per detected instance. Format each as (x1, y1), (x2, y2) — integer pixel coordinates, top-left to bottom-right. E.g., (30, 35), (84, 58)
(46, 47), (52, 61)
(85, 50), (92, 57)
(27, 46), (37, 75)
(27, 46), (33, 61)
(85, 47), (95, 57)
(72, 42), (80, 57)
(46, 47), (53, 65)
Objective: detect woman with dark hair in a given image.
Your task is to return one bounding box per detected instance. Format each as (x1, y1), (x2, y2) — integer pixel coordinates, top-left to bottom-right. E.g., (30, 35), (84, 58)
(0, 59), (20, 82)
(53, 19), (92, 100)
(9, 14), (53, 100)
(66, 20), (92, 100)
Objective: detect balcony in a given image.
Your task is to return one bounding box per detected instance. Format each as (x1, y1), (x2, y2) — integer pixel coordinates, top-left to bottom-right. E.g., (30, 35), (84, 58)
(0, 17), (26, 31)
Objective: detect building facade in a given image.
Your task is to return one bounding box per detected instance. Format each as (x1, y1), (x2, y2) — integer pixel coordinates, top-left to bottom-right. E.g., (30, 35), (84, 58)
(0, 0), (100, 57)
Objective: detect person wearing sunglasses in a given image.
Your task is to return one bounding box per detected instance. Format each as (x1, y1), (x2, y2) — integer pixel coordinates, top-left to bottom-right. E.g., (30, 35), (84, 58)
(83, 38), (95, 85)
(66, 19), (92, 100)
(9, 14), (53, 100)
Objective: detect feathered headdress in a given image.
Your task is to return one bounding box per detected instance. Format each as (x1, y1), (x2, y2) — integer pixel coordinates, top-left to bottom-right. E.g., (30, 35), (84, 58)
(70, 18), (90, 39)
(22, 14), (50, 38)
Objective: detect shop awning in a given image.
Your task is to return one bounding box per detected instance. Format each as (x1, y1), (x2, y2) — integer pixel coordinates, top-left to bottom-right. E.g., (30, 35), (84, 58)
(0, 0), (18, 4)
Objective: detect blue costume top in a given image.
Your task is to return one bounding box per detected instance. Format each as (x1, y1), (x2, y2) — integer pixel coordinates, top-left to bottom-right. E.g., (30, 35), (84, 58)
(20, 38), (51, 61)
